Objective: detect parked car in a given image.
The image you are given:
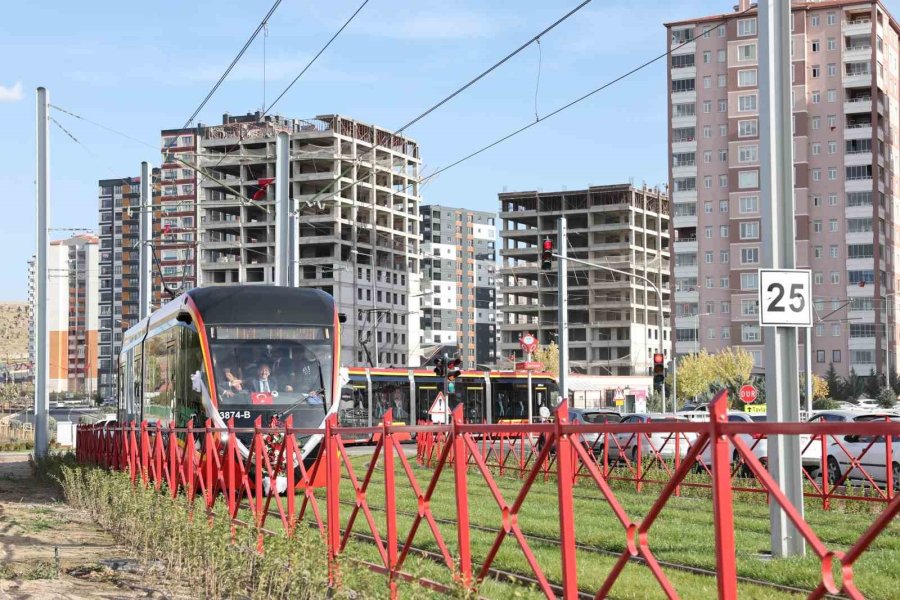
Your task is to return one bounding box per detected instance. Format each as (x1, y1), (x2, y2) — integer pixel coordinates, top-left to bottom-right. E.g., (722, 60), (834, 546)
(697, 412), (767, 474)
(813, 412), (900, 490)
(537, 408), (621, 455)
(607, 414), (698, 463)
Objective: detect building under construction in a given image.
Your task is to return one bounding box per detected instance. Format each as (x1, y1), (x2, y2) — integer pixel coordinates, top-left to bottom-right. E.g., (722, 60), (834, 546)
(196, 112), (423, 367)
(498, 184), (671, 376)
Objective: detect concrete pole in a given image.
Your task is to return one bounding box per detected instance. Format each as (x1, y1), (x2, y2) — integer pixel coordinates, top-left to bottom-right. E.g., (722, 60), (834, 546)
(34, 87), (49, 459)
(760, 0), (805, 557)
(806, 328), (813, 413)
(557, 218), (568, 406)
(274, 132), (290, 287)
(139, 161), (152, 321)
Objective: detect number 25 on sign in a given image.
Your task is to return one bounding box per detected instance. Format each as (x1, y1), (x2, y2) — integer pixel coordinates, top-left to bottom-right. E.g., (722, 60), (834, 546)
(758, 269), (813, 328)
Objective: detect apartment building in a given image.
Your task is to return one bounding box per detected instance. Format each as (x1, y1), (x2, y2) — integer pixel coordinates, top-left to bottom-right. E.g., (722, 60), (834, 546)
(28, 235), (100, 394)
(499, 184), (671, 376)
(96, 175), (161, 398)
(158, 128), (200, 295)
(420, 205), (498, 369)
(666, 0), (900, 377)
(197, 112), (423, 367)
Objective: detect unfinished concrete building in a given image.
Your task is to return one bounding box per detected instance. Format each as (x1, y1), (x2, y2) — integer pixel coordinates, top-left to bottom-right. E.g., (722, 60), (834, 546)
(499, 184), (671, 376)
(196, 112), (423, 367)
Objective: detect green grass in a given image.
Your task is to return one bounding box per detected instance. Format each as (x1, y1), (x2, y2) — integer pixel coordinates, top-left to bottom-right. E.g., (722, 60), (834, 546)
(271, 453), (899, 599)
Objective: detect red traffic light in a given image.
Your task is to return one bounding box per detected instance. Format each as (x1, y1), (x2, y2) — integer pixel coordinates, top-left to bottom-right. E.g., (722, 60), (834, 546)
(653, 353), (665, 365)
(542, 239), (553, 252)
(540, 238), (553, 270)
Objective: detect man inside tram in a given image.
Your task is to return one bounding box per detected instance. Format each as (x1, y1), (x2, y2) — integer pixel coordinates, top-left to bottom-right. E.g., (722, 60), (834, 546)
(249, 362), (290, 393)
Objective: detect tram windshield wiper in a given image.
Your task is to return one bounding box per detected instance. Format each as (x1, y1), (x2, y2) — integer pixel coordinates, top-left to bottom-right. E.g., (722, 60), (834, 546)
(272, 389), (326, 421)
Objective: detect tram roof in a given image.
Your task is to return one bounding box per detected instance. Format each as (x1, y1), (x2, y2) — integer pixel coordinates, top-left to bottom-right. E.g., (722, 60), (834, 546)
(185, 286), (336, 326)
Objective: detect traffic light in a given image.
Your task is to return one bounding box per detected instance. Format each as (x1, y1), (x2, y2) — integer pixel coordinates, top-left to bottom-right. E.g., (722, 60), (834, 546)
(433, 356), (445, 378)
(540, 238), (553, 270)
(446, 356), (462, 382)
(652, 353), (666, 390)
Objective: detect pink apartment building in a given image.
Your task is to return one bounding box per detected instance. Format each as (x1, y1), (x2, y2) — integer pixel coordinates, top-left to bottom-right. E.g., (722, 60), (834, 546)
(667, 0), (900, 378)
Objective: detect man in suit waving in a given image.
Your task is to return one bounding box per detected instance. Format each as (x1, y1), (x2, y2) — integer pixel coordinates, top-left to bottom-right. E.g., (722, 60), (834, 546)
(251, 362), (293, 393)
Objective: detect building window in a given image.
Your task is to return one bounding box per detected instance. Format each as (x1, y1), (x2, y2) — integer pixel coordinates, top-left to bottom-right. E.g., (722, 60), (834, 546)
(812, 169), (821, 181)
(703, 51), (711, 64)
(704, 201), (713, 213)
(719, 150), (728, 162)
(826, 12), (836, 25)
(741, 272), (759, 290)
(720, 225), (729, 238)
(811, 40), (820, 53)
(738, 69), (757, 87)
(738, 145), (758, 163)
(814, 245), (823, 258)
(827, 90), (837, 103)
(738, 18), (757, 37)
(740, 221), (760, 239)
(816, 350), (825, 363)
(718, 99), (727, 112)
(738, 94), (758, 112)
(810, 14), (820, 27)
(717, 49), (726, 63)
(738, 170), (759, 189)
(827, 63), (837, 76)
(738, 43), (757, 62)
(719, 175), (728, 188)
(741, 299), (759, 317)
(828, 141), (837, 154)
(741, 247), (759, 264)
(738, 119), (758, 137)
(703, 76), (711, 89)
(811, 66), (820, 79)
(739, 195), (759, 213)
(720, 200), (728, 212)
(813, 220), (822, 233)
(721, 250), (730, 263)
(832, 350), (841, 363)
(722, 327), (731, 340)
(742, 324), (761, 342)
(672, 78), (696, 93)
(828, 167), (837, 180)
(811, 116), (820, 130)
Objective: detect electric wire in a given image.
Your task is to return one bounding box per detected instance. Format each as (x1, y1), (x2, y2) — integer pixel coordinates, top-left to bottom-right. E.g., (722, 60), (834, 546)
(263, 0), (373, 116)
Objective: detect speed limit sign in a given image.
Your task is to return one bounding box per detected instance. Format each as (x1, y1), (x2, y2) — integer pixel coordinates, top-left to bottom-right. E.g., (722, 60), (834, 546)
(758, 269), (813, 327)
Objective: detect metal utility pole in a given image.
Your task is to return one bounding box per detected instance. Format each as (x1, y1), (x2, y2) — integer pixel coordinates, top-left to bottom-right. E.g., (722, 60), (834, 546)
(275, 132), (290, 286)
(557, 218), (569, 405)
(760, 0), (805, 557)
(34, 86), (49, 459)
(139, 161), (152, 321)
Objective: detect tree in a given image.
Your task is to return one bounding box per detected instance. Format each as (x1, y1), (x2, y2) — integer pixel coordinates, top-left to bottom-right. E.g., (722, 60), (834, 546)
(710, 347), (754, 393)
(672, 351), (715, 404)
(877, 386), (897, 410)
(799, 373), (829, 404)
(843, 368), (864, 402)
(864, 369), (881, 399)
(825, 363), (843, 401)
(533, 342), (559, 380)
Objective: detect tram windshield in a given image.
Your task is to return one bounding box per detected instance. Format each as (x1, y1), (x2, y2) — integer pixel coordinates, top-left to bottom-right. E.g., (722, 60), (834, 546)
(208, 325), (334, 411)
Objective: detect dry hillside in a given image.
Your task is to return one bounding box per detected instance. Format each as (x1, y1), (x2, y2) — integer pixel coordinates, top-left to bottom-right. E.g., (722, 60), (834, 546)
(0, 302), (29, 361)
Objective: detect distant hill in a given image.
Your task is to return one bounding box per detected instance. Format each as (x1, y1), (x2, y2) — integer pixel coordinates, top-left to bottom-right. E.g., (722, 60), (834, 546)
(0, 302), (29, 362)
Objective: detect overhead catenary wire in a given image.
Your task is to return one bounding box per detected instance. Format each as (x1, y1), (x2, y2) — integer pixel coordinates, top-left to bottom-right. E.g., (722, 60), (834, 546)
(263, 0), (373, 116)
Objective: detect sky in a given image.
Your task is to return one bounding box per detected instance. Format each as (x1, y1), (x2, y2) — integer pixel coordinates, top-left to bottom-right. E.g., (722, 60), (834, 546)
(3, 0), (897, 301)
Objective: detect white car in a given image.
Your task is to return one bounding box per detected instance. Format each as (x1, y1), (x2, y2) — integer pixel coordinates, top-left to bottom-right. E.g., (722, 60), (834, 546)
(817, 412), (900, 490)
(696, 412), (768, 474)
(606, 414), (698, 463)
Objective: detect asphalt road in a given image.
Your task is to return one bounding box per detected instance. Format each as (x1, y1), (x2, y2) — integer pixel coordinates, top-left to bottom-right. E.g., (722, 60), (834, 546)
(6, 406), (109, 424)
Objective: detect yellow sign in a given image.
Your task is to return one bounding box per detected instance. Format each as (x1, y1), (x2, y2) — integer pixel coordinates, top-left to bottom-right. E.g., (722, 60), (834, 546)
(615, 399), (624, 406)
(745, 405), (766, 414)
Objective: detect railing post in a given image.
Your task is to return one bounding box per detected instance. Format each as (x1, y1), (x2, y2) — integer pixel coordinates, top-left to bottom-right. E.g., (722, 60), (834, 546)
(451, 404), (473, 588)
(709, 390), (738, 599)
(185, 419), (196, 506)
(382, 409), (398, 596)
(821, 431), (830, 510)
(140, 421), (150, 486)
(555, 402), (578, 599)
(886, 417), (894, 501)
(253, 415), (265, 553)
(324, 412), (341, 586)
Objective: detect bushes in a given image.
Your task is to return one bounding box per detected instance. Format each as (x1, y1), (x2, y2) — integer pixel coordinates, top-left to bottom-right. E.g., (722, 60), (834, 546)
(55, 463), (392, 599)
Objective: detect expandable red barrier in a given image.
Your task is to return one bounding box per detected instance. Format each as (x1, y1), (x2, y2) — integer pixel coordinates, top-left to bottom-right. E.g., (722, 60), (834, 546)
(76, 392), (900, 599)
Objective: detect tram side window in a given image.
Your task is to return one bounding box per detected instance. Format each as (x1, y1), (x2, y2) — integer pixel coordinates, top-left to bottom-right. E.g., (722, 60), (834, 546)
(175, 327), (206, 427)
(372, 380), (410, 422)
(132, 347), (143, 421)
(338, 385), (369, 428)
(144, 328), (176, 424)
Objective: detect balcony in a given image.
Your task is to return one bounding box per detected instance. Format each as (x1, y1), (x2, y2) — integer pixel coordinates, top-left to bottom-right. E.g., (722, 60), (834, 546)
(844, 97), (872, 114)
(843, 65), (872, 88)
(842, 18), (872, 38)
(844, 124), (873, 140)
(843, 43), (872, 63)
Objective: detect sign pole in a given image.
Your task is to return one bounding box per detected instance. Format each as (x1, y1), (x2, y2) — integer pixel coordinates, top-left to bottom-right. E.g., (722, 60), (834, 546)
(760, 0), (805, 557)
(557, 218), (568, 406)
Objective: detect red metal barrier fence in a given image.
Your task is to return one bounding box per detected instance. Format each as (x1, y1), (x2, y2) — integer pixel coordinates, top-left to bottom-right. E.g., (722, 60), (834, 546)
(76, 390), (900, 599)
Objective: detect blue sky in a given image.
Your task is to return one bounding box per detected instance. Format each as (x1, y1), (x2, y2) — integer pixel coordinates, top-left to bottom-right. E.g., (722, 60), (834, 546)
(4, 0), (894, 301)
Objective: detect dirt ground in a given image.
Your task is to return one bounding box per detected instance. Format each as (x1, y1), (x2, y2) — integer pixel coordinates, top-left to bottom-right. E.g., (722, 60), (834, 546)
(0, 453), (189, 600)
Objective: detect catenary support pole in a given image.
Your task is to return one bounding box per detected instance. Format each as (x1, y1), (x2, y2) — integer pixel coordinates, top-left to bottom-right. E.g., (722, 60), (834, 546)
(760, 0), (805, 557)
(34, 87), (49, 459)
(275, 132), (290, 286)
(139, 161), (152, 321)
(558, 218), (569, 406)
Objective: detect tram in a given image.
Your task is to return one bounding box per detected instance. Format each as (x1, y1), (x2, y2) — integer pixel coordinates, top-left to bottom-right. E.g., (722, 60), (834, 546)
(337, 367), (559, 429)
(117, 286), (340, 459)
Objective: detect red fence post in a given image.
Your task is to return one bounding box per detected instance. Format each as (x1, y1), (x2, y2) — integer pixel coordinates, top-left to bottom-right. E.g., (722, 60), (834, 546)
(554, 402), (579, 599)
(382, 409), (399, 596)
(324, 412), (340, 586)
(450, 404), (473, 589)
(708, 390), (738, 599)
(886, 417), (894, 502)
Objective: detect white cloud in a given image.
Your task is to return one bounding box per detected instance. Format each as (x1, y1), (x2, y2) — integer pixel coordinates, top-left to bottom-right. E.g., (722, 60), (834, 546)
(0, 82), (23, 102)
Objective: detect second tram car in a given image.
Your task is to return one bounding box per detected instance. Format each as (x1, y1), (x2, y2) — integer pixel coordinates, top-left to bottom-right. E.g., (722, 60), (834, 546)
(117, 286), (341, 457)
(337, 367), (559, 429)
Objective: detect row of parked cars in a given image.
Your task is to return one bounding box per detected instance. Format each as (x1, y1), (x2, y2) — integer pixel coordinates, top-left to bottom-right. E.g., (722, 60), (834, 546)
(561, 408), (900, 490)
